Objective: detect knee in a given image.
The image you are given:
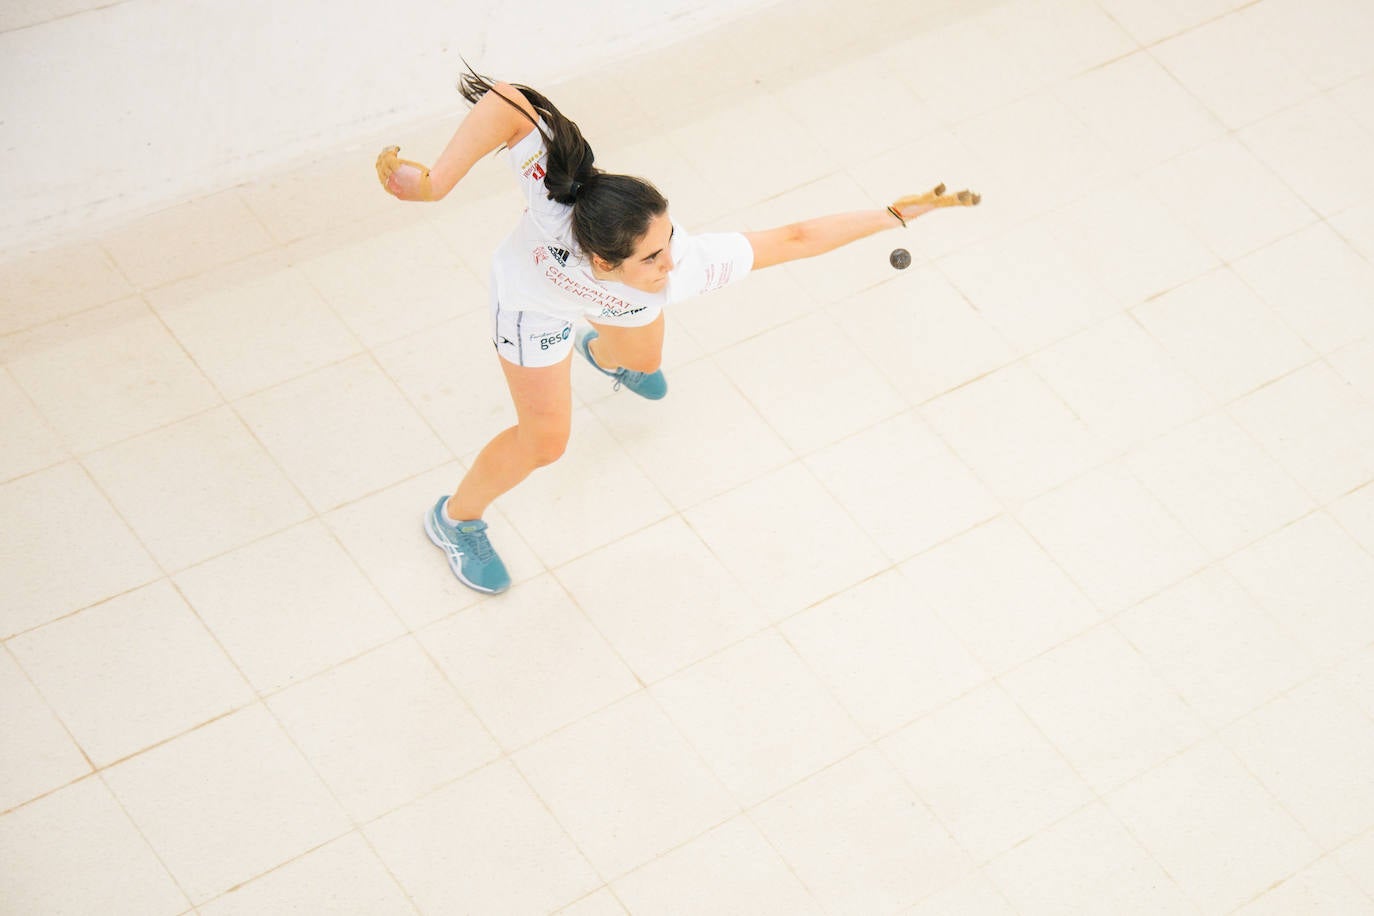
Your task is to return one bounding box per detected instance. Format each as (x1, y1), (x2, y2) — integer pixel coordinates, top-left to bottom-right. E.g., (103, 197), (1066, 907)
(520, 427), (570, 468)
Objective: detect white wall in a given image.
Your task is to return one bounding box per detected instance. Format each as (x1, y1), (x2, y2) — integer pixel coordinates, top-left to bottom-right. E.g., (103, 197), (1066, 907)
(0, 0), (781, 253)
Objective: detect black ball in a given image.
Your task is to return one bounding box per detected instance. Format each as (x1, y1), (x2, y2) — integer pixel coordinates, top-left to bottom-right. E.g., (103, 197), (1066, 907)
(889, 248), (912, 270)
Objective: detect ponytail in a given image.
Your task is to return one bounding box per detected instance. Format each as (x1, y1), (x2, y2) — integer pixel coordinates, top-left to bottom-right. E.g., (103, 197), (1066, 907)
(458, 64), (669, 269)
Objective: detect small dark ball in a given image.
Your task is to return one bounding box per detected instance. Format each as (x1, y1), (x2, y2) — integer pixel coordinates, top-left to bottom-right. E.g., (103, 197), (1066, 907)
(889, 248), (912, 270)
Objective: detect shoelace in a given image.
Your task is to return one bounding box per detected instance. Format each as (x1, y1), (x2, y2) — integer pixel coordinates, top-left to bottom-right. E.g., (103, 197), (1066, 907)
(611, 368), (647, 393)
(453, 527), (495, 563)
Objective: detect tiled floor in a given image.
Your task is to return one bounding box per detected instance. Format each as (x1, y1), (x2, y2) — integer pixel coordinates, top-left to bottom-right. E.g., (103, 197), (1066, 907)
(4, 0), (1374, 912)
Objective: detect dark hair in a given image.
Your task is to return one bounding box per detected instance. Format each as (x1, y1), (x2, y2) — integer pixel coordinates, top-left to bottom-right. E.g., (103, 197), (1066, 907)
(458, 66), (668, 269)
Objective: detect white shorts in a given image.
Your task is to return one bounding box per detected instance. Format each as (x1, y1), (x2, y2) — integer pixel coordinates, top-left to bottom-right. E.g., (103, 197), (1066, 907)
(490, 285), (663, 368)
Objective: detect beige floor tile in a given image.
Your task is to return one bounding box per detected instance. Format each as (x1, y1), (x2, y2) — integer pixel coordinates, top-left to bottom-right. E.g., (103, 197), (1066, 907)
(235, 354), (450, 512)
(954, 93), (1120, 219)
(667, 93), (836, 210)
(1131, 267), (1315, 405)
(174, 521), (403, 693)
(1096, 0), (1244, 45)
(557, 888), (628, 916)
(900, 517), (1100, 674)
(938, 214), (1118, 355)
(101, 191), (275, 290)
(1116, 569), (1315, 729)
(1000, 624), (1208, 793)
(1336, 830), (1374, 900)
(1330, 481), (1374, 556)
(881, 19), (1040, 124)
(238, 151), (399, 246)
(365, 761), (600, 913)
(0, 651), (90, 812)
(83, 407), (312, 572)
(8, 580), (252, 768)
(3, 298), (220, 454)
(716, 312), (906, 454)
(987, 0), (1138, 80)
(1, 462), (159, 638)
(610, 816), (821, 915)
(148, 258), (362, 401)
(514, 692), (738, 879)
(1332, 645), (1374, 723)
(906, 870), (1018, 915)
(1229, 362), (1374, 503)
(1056, 178), (1221, 309)
(1030, 315), (1215, 452)
(921, 363), (1113, 506)
(268, 638), (499, 823)
(296, 220), (485, 348)
(1239, 94), (1374, 219)
(782, 571), (987, 737)
(985, 803), (1195, 914)
(0, 776), (189, 916)
(197, 833), (412, 916)
(492, 407), (672, 569)
(372, 310), (519, 460)
(1331, 73), (1374, 137)
(1058, 52), (1223, 173)
(752, 749), (971, 915)
(1222, 676), (1374, 850)
(1261, 0), (1374, 90)
(1109, 738), (1321, 913)
(1234, 223), (1374, 354)
(324, 463), (543, 629)
(589, 359), (791, 511)
(830, 267), (1015, 408)
(651, 631), (867, 807)
(1330, 337), (1374, 402)
(1017, 462), (1209, 614)
(1127, 412), (1315, 558)
(772, 56), (936, 170)
(1331, 199), (1374, 262)
(1151, 5), (1317, 130)
(805, 412), (1000, 563)
(418, 574), (638, 750)
(882, 683), (1094, 862)
(683, 462), (888, 616)
(555, 517), (771, 685)
(0, 240), (131, 336)
(1235, 856), (1374, 915)
(1224, 513), (1374, 665)
(104, 704), (349, 904)
(0, 368), (67, 482)
(427, 185), (529, 281)
(1143, 136), (1319, 263)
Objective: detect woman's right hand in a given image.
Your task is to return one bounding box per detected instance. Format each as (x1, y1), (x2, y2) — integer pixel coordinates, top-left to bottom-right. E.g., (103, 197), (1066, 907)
(375, 146), (434, 201)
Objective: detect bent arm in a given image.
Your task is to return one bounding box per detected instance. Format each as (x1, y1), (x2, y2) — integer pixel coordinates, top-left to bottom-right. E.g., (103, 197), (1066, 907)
(385, 82), (540, 201)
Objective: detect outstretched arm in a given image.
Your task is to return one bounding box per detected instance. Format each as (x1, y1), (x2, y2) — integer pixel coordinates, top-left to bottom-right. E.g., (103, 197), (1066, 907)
(744, 184), (979, 269)
(378, 82), (539, 201)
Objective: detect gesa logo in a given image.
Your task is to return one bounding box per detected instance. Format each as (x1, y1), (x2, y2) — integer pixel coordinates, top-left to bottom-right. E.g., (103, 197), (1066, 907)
(536, 327), (573, 350)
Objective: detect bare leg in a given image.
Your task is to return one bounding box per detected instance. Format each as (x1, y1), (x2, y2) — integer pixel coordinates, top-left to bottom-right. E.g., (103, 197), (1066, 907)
(447, 352), (573, 521)
(587, 312), (666, 374)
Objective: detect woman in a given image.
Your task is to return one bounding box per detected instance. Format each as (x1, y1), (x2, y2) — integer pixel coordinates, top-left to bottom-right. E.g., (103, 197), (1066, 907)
(377, 69), (979, 595)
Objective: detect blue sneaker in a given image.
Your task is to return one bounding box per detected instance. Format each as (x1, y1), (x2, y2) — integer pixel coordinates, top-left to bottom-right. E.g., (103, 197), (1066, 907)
(576, 328), (668, 400)
(424, 497), (511, 594)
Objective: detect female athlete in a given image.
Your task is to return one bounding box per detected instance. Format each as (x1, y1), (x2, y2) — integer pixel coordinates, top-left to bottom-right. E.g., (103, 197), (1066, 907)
(377, 69), (979, 594)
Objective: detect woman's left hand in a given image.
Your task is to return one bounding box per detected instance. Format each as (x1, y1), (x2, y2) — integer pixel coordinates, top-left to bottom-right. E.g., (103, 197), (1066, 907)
(891, 183), (981, 221)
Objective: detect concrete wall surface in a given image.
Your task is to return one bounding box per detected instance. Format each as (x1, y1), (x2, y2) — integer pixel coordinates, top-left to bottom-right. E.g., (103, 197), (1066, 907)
(0, 0), (783, 253)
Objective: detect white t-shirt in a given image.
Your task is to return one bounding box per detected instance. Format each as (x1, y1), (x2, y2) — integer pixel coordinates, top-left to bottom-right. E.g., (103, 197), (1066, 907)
(489, 122), (754, 323)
